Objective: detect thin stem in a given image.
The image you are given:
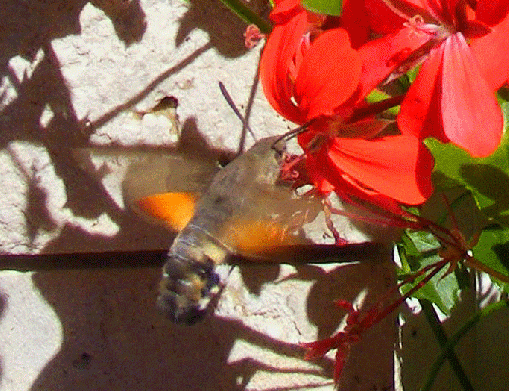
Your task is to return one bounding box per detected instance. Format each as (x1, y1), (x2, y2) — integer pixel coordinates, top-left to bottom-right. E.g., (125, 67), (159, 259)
(420, 299), (474, 391)
(326, 194), (424, 230)
(357, 259), (447, 331)
(465, 256), (509, 284)
(218, 0), (272, 33)
(349, 95), (405, 123)
(370, 260), (447, 325)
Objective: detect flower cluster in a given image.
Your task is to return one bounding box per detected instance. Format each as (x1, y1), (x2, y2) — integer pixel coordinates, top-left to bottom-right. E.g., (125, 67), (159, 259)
(258, 0), (509, 383)
(259, 0), (509, 207)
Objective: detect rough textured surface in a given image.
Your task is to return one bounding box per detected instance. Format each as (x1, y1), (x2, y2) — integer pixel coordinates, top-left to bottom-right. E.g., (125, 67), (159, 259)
(5, 1), (507, 391)
(0, 1), (397, 390)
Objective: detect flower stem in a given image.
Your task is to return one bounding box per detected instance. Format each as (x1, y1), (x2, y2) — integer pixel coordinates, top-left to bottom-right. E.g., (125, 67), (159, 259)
(349, 95), (405, 123)
(465, 256), (509, 284)
(370, 260), (447, 325)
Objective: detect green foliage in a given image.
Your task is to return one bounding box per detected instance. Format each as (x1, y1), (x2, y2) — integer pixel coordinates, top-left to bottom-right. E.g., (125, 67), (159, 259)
(424, 133), (509, 292)
(473, 228), (509, 292)
(302, 0), (343, 16)
(398, 126), (509, 304)
(426, 131), (509, 221)
(398, 231), (461, 315)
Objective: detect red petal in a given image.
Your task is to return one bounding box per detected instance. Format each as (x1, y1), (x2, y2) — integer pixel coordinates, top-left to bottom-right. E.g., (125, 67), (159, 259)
(365, 0), (441, 33)
(364, 0), (410, 34)
(305, 157), (414, 217)
(357, 25), (433, 101)
(470, 9), (509, 90)
(294, 29), (362, 121)
(341, 0), (371, 47)
(460, 20), (492, 39)
(329, 118), (393, 138)
(323, 135), (434, 205)
(260, 11), (308, 124)
(475, 0), (509, 26)
(270, 0), (303, 24)
(398, 44), (444, 140)
(441, 34), (503, 157)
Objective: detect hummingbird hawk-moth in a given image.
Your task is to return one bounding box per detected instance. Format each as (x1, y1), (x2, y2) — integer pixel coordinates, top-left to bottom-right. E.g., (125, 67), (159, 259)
(123, 134), (324, 324)
(122, 85), (381, 324)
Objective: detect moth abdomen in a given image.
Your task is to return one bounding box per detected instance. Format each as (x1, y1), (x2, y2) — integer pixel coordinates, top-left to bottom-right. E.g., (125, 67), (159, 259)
(157, 226), (227, 324)
(158, 252), (221, 325)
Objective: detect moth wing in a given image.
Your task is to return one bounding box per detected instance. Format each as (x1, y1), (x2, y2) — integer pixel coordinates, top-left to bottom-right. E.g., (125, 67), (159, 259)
(222, 187), (388, 263)
(72, 148), (219, 231)
(134, 192), (198, 231)
(220, 185), (324, 259)
(122, 151), (219, 230)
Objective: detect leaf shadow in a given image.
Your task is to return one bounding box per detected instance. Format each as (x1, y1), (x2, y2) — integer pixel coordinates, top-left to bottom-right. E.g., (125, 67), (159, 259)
(460, 163), (509, 226)
(0, 0), (267, 254)
(176, 0), (271, 58)
(0, 0), (146, 143)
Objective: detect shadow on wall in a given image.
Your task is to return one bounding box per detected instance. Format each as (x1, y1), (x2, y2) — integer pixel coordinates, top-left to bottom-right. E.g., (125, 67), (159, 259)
(0, 0), (147, 255)
(22, 244), (396, 391)
(0, 0), (395, 390)
(0, 0), (338, 390)
(176, 0), (264, 58)
(0, 0), (254, 254)
(29, 266), (334, 391)
(399, 289), (509, 391)
(0, 0), (146, 146)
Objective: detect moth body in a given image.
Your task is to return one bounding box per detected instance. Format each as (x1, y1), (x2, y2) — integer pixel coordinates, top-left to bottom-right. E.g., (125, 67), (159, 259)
(157, 136), (287, 324)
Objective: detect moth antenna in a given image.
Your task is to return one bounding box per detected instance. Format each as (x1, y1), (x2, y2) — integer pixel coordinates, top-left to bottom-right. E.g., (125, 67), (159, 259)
(218, 82), (257, 141)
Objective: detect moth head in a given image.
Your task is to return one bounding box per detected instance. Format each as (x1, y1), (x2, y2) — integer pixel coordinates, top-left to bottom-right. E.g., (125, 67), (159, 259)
(157, 255), (219, 325)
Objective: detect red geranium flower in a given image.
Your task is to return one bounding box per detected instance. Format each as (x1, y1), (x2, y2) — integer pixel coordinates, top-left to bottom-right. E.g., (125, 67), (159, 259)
(260, 0), (364, 124)
(299, 129), (434, 206)
(363, 0), (509, 157)
(260, 0), (434, 206)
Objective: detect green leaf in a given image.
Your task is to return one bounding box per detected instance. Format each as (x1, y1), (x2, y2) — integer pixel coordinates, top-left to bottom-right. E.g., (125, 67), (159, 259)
(422, 300), (509, 391)
(419, 187), (487, 239)
(302, 0), (343, 16)
(498, 87), (509, 103)
(421, 136), (509, 291)
(218, 0), (272, 33)
(398, 231), (460, 315)
(406, 65), (420, 84)
(426, 127), (509, 227)
(366, 89), (400, 116)
(473, 227), (509, 293)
